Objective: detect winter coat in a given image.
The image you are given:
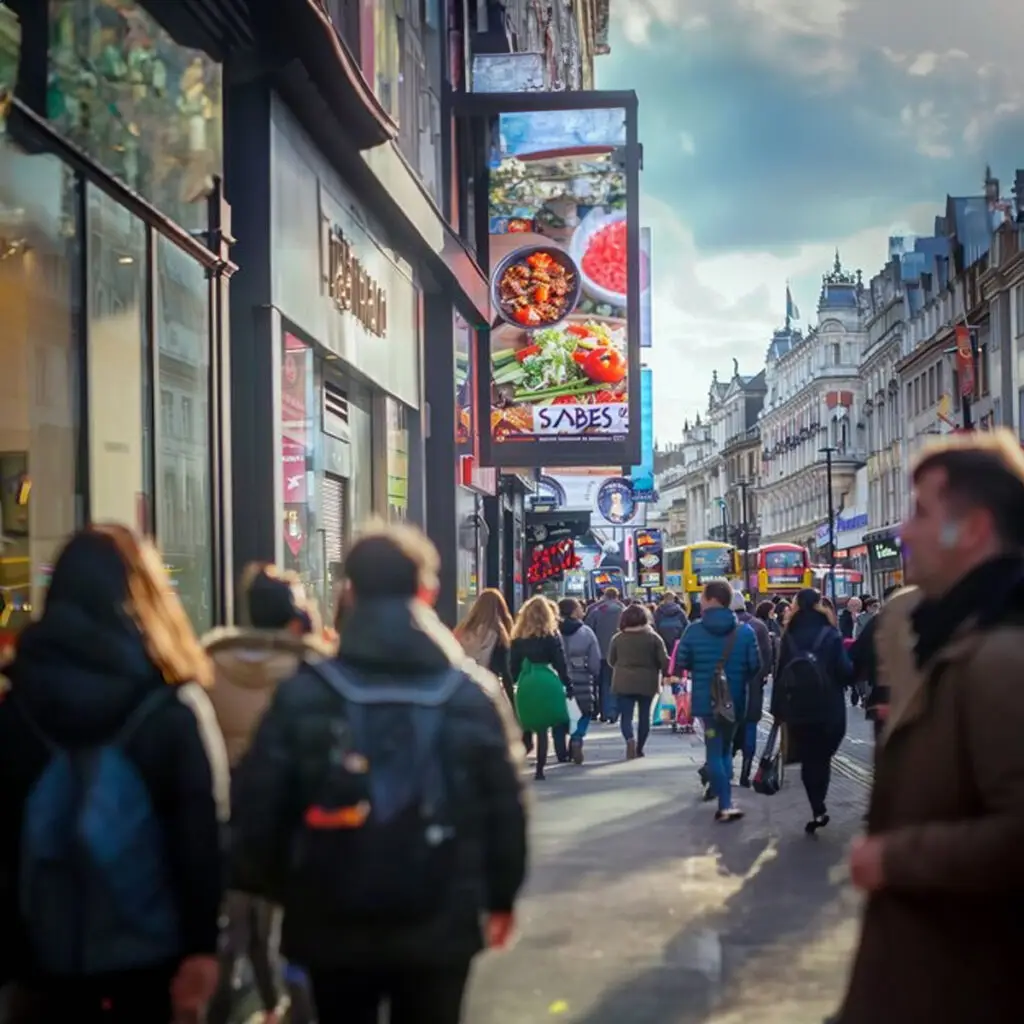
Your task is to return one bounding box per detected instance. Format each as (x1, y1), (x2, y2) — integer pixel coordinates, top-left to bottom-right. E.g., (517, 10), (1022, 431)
(458, 627), (513, 704)
(771, 609), (852, 745)
(203, 627), (334, 767)
(837, 570), (1024, 1024)
(673, 607), (760, 719)
(230, 597), (527, 971)
(0, 602), (230, 983)
(653, 602), (687, 652)
(584, 599), (625, 659)
(849, 614), (884, 716)
(737, 610), (772, 723)
(853, 608), (877, 640)
(608, 626), (669, 698)
(558, 619), (601, 716)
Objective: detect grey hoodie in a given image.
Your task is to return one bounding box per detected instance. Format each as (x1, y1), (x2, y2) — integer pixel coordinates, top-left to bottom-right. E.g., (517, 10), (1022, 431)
(585, 599), (625, 659)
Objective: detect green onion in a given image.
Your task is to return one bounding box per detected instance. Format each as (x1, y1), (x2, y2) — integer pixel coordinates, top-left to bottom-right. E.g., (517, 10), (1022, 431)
(513, 381), (607, 402)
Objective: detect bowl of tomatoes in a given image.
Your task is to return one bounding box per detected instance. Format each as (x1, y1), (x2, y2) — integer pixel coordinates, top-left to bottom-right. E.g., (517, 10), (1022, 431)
(570, 209), (630, 309)
(491, 244), (582, 331)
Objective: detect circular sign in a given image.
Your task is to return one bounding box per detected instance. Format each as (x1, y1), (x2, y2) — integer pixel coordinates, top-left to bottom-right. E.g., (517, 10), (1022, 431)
(596, 477), (637, 525)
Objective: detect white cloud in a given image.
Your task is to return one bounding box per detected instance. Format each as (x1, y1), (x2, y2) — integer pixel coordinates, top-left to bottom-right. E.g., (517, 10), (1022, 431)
(898, 101), (954, 159)
(680, 131), (696, 155)
(907, 52), (938, 76)
(618, 0), (702, 46)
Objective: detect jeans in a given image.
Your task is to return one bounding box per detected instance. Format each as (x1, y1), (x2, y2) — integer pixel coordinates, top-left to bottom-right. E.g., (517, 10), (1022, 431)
(617, 694), (653, 750)
(599, 660), (617, 719)
(702, 717), (738, 811)
(740, 721), (758, 760)
(571, 713), (592, 740)
(310, 963), (471, 1024)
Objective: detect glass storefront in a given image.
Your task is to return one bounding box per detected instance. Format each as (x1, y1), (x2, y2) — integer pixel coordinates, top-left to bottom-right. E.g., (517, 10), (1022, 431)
(47, 0), (223, 231)
(385, 398), (409, 521)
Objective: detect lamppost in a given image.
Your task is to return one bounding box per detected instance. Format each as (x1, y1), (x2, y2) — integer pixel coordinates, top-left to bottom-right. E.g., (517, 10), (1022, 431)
(738, 480), (751, 595)
(716, 497), (727, 542)
(819, 446), (837, 602)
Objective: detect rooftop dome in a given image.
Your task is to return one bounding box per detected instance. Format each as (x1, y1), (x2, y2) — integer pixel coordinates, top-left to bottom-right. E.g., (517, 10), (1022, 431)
(818, 250), (862, 311)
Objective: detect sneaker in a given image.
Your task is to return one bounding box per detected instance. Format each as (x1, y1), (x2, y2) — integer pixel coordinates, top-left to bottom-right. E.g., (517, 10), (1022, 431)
(625, 738), (638, 760)
(715, 808), (744, 823)
(805, 813), (830, 835)
(570, 738), (585, 765)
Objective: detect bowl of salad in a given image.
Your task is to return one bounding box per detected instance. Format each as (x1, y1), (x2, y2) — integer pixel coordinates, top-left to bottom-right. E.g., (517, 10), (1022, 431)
(490, 244), (582, 330)
(570, 209), (629, 309)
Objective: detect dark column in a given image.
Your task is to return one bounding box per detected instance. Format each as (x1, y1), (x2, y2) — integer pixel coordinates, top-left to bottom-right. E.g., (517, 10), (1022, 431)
(224, 77), (277, 595)
(422, 290), (459, 626)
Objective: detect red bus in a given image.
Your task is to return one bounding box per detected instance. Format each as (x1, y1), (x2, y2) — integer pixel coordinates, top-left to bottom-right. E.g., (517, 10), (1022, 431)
(741, 543), (812, 598)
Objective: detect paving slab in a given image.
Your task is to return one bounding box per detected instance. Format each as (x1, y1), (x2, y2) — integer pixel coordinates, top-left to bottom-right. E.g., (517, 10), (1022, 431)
(464, 722), (866, 1024)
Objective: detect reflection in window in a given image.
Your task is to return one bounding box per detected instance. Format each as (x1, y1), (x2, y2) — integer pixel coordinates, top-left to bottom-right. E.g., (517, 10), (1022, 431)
(0, 138), (80, 652)
(155, 235), (211, 631)
(0, 3), (19, 133)
(87, 184), (149, 532)
(48, 0), (222, 231)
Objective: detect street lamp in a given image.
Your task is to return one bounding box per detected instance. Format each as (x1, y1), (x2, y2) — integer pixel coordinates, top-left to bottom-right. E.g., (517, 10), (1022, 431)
(737, 480), (751, 595)
(716, 497), (727, 542)
(819, 446), (837, 602)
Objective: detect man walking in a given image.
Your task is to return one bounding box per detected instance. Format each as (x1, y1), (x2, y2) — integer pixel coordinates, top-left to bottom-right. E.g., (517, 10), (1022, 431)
(730, 592), (772, 787)
(230, 525), (528, 1024)
(585, 586), (625, 723)
(836, 431), (1024, 1023)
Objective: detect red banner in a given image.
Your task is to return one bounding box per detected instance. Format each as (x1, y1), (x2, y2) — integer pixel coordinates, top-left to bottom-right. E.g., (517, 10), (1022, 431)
(955, 324), (975, 398)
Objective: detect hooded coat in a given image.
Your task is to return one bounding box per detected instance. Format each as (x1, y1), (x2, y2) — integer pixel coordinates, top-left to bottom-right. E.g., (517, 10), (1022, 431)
(558, 618), (601, 716)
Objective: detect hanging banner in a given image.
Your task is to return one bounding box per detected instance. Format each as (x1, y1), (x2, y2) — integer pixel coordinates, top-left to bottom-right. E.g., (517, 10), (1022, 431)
(955, 324), (975, 398)
(634, 527), (664, 589)
(630, 367), (656, 499)
(462, 91), (642, 468)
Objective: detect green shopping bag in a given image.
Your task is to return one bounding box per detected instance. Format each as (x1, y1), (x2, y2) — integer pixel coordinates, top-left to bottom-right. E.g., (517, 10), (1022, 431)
(515, 659), (569, 732)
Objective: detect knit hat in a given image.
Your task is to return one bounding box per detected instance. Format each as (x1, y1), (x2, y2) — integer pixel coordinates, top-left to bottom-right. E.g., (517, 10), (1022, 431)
(244, 565), (311, 632)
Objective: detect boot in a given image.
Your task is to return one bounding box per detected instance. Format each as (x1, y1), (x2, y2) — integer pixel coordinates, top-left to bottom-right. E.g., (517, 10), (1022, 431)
(739, 753), (754, 788)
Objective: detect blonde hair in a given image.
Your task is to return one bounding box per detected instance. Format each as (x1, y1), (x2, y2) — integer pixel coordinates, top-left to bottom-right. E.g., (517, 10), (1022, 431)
(455, 588), (513, 648)
(91, 524), (212, 687)
(511, 594), (558, 640)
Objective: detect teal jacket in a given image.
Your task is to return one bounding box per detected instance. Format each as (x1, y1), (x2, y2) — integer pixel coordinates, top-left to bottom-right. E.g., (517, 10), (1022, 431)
(675, 607), (760, 719)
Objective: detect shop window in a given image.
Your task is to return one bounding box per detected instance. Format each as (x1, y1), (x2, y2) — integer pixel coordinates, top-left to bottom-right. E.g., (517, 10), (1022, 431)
(86, 184), (149, 532)
(0, 137), (80, 651)
(47, 0), (222, 232)
(385, 397), (408, 522)
(0, 2), (19, 132)
(155, 234), (211, 631)
(373, 0), (399, 119)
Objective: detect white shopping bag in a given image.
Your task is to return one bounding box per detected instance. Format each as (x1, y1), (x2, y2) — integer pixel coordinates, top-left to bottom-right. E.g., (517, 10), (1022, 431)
(566, 697), (582, 732)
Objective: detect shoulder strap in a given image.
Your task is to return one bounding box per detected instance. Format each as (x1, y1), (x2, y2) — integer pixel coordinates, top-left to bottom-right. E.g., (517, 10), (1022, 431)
(312, 660), (464, 707)
(715, 628), (739, 672)
(116, 687), (174, 746)
(809, 625), (832, 655)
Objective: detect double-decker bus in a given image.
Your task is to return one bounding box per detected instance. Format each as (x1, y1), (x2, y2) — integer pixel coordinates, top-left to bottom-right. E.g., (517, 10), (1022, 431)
(664, 542), (738, 606)
(812, 565), (864, 602)
(740, 543), (812, 599)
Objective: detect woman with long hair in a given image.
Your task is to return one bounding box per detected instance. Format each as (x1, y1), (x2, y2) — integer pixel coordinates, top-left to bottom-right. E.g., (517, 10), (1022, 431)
(454, 588), (514, 703)
(510, 595), (571, 780)
(0, 524), (229, 1022)
(608, 604), (669, 760)
(771, 587), (852, 834)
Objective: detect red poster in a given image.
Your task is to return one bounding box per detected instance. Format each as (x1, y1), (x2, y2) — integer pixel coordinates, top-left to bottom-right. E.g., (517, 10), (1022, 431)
(282, 439), (307, 504)
(955, 324), (975, 398)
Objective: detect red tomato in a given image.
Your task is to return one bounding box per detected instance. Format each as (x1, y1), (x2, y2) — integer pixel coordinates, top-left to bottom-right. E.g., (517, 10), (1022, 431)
(582, 220), (628, 296)
(551, 395), (578, 405)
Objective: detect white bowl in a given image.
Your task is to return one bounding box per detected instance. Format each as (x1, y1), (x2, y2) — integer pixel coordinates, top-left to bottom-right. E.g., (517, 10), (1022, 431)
(570, 208), (628, 308)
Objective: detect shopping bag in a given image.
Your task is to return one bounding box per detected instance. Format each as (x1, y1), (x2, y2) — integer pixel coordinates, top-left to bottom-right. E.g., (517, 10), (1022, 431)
(674, 676), (694, 731)
(753, 722), (785, 795)
(653, 684), (675, 725)
(565, 697), (582, 732)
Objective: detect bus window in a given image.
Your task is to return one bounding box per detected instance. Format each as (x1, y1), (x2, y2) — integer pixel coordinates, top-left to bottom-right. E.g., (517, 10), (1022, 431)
(764, 549), (804, 570)
(690, 547), (734, 579)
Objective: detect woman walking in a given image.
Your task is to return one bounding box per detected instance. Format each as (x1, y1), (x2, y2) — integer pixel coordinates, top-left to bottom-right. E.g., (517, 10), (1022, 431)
(455, 588), (515, 703)
(511, 595), (572, 780)
(609, 604), (669, 759)
(0, 525), (228, 1023)
(557, 598), (601, 764)
(771, 587), (852, 834)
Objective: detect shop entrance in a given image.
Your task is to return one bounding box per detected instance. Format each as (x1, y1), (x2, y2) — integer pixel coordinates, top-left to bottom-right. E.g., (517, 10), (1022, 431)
(322, 472), (348, 625)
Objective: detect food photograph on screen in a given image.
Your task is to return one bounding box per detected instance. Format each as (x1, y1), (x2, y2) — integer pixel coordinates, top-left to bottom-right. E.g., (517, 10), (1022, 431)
(487, 107), (643, 462)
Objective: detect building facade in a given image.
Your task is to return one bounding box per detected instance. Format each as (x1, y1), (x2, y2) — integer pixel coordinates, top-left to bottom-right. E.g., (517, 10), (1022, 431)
(757, 256), (869, 554)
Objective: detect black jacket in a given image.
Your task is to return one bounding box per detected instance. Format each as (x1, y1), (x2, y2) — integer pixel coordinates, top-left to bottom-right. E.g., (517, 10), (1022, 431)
(509, 634), (570, 690)
(230, 598), (528, 970)
(0, 603), (228, 981)
(850, 613), (885, 714)
(653, 602), (687, 651)
(487, 637), (514, 704)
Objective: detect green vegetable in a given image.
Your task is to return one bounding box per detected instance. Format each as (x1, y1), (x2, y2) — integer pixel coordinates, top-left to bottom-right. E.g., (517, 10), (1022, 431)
(493, 364), (525, 386)
(492, 349), (518, 369)
(513, 381), (606, 402)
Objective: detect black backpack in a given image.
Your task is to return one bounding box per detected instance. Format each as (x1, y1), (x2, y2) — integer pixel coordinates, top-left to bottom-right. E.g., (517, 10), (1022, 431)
(774, 626), (833, 726)
(287, 663), (463, 925)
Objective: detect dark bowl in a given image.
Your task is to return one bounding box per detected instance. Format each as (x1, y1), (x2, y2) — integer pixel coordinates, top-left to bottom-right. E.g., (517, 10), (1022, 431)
(490, 244), (582, 331)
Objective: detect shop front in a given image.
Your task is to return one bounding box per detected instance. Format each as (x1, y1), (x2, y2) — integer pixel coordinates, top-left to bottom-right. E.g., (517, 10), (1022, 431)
(865, 528), (904, 596)
(0, 0), (232, 649)
(228, 92), (420, 626)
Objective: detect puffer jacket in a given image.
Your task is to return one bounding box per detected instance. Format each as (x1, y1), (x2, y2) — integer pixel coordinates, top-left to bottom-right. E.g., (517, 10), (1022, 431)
(674, 607), (760, 719)
(558, 619), (600, 716)
(230, 597), (528, 970)
(203, 627), (334, 767)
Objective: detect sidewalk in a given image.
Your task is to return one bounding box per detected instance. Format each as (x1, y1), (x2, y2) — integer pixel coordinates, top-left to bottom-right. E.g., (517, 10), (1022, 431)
(464, 722), (866, 1024)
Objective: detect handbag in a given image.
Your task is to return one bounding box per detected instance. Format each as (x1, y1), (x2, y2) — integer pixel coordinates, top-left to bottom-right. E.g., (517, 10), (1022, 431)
(753, 721), (785, 795)
(709, 629), (739, 725)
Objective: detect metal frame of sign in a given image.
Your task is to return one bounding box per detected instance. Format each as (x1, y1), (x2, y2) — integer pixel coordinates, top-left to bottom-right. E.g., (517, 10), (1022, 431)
(455, 89), (642, 470)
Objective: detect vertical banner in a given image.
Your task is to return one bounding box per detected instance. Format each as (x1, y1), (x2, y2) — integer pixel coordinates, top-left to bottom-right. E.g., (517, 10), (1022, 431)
(640, 227), (652, 348)
(630, 367), (655, 499)
(454, 311), (476, 455)
(955, 323), (975, 397)
(281, 332), (313, 560)
(469, 92), (641, 468)
(634, 527), (664, 589)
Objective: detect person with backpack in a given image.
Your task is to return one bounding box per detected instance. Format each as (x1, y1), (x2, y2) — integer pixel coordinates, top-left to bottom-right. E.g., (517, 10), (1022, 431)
(584, 587), (626, 722)
(204, 563), (333, 1024)
(730, 592), (773, 787)
(454, 588), (514, 704)
(0, 524), (229, 1023)
(558, 598), (601, 764)
(653, 592), (688, 653)
(675, 580), (761, 822)
(230, 525), (527, 1024)
(511, 595), (572, 780)
(771, 587), (852, 834)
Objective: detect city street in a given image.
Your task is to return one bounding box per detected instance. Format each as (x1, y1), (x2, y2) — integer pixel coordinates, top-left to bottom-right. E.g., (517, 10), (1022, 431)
(465, 720), (868, 1024)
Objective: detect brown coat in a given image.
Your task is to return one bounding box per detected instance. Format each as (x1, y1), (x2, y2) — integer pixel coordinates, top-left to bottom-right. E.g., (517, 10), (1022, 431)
(203, 627), (334, 767)
(608, 626), (669, 698)
(837, 586), (1024, 1023)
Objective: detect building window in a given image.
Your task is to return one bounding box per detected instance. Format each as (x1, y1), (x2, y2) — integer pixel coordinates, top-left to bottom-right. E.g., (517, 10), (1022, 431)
(48, 0), (223, 231)
(979, 344), (990, 396)
(161, 389), (174, 437)
(832, 343), (840, 365)
(927, 366), (935, 407)
(155, 234), (212, 631)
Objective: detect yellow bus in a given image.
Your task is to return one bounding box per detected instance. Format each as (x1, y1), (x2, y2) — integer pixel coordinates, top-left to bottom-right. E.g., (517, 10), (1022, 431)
(663, 542), (739, 608)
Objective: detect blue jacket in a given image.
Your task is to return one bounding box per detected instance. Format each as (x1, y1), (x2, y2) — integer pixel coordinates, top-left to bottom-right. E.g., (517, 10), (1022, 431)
(676, 607), (760, 719)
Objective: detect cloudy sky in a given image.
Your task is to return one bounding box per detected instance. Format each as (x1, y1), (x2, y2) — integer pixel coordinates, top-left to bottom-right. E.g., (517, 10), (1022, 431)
(595, 0), (1024, 443)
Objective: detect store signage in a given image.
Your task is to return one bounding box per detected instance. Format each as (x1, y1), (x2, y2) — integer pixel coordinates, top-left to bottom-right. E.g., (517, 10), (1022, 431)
(767, 572), (803, 586)
(322, 220), (388, 337)
(634, 528), (663, 589)
(870, 540), (899, 561)
(527, 536), (579, 585)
